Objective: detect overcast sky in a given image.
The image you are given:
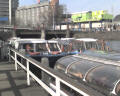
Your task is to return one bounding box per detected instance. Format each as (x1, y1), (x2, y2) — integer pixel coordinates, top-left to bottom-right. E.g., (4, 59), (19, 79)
(19, 0), (120, 16)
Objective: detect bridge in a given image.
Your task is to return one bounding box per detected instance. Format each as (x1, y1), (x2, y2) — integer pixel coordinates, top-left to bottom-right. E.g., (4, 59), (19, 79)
(0, 26), (120, 40)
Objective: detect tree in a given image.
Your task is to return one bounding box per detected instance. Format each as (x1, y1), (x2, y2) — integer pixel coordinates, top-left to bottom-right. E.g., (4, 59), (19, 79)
(55, 4), (65, 24)
(49, 4), (65, 29)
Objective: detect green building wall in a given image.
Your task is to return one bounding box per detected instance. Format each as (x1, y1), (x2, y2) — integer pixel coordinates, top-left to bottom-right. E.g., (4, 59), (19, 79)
(72, 10), (113, 23)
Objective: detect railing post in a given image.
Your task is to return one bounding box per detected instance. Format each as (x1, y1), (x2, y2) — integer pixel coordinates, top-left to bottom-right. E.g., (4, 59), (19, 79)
(15, 52), (17, 71)
(56, 78), (60, 96)
(8, 48), (11, 62)
(27, 60), (30, 86)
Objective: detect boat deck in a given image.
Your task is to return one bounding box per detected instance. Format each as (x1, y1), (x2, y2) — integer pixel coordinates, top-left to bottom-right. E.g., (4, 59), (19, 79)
(0, 60), (48, 96)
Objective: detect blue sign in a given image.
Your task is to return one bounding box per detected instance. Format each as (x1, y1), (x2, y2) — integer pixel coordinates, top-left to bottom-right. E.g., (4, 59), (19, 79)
(0, 17), (8, 21)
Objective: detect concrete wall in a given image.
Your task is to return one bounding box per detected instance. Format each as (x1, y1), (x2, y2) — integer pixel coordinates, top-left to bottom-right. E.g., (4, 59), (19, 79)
(73, 31), (120, 40)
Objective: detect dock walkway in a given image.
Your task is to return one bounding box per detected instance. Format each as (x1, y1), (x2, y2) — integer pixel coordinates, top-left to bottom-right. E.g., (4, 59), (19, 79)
(0, 60), (48, 96)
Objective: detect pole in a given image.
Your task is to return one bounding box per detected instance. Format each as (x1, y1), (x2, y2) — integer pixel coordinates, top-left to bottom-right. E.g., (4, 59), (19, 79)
(27, 60), (30, 86)
(15, 52), (17, 71)
(9, 0), (12, 25)
(112, 5), (114, 32)
(52, 5), (55, 30)
(65, 7), (70, 38)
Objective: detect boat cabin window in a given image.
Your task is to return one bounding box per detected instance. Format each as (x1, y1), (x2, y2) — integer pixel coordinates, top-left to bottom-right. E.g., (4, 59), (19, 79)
(36, 43), (48, 52)
(72, 41), (85, 51)
(48, 43), (59, 51)
(60, 43), (76, 52)
(85, 42), (98, 50)
(61, 45), (70, 52)
(20, 43), (34, 52)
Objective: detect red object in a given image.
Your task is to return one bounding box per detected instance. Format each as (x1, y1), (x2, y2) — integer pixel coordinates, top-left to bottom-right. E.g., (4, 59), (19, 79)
(37, 0), (40, 3)
(50, 0), (59, 5)
(26, 44), (40, 55)
(51, 51), (60, 55)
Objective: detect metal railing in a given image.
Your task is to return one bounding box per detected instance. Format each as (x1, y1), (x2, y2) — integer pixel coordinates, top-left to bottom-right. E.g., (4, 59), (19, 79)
(8, 47), (104, 96)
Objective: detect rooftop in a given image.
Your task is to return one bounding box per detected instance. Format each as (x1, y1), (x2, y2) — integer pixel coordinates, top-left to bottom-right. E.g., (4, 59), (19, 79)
(17, 1), (49, 10)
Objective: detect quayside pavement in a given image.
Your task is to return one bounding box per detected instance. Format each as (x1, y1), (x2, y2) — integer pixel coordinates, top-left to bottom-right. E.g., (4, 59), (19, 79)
(0, 60), (49, 96)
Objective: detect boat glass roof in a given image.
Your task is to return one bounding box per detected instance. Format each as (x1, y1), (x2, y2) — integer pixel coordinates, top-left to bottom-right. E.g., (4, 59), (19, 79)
(86, 65), (120, 90)
(55, 55), (120, 95)
(67, 59), (103, 79)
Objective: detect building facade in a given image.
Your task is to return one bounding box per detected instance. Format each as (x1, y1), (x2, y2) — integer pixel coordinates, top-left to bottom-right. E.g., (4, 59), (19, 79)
(72, 10), (113, 23)
(16, 1), (50, 29)
(15, 0), (59, 29)
(0, 0), (18, 25)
